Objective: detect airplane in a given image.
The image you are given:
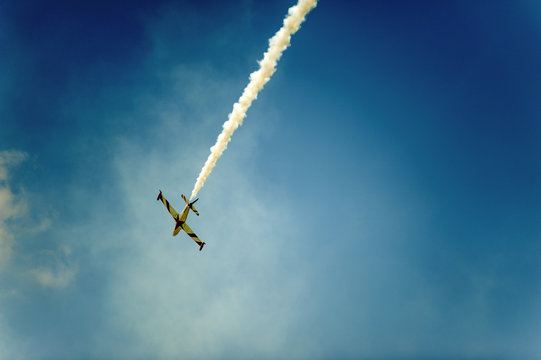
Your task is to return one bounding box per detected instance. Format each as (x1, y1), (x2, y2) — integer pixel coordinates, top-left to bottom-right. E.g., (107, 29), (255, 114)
(157, 190), (206, 251)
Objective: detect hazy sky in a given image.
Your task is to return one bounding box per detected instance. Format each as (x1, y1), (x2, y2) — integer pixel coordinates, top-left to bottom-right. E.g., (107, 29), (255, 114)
(1, 0), (540, 359)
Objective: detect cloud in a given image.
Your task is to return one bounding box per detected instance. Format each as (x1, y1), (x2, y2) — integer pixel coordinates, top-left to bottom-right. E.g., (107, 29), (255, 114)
(0, 311), (27, 360)
(28, 246), (78, 289)
(99, 161), (307, 358)
(0, 150), (27, 270)
(0, 151), (29, 359)
(0, 150), (27, 182)
(71, 51), (311, 357)
(0, 150), (76, 289)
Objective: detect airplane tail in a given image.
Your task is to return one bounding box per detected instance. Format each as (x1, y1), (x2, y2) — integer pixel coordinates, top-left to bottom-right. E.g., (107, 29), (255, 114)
(181, 194), (200, 216)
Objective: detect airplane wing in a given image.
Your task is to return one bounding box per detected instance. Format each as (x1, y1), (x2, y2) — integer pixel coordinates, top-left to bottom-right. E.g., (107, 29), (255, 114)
(181, 222), (203, 246)
(158, 193), (179, 220)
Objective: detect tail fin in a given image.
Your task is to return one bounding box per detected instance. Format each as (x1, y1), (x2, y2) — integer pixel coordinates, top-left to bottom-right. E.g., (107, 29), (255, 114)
(181, 194), (200, 216)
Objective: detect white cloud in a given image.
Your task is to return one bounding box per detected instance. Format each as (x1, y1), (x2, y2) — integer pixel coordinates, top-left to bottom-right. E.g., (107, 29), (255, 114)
(0, 150), (27, 182)
(0, 311), (28, 360)
(88, 67), (308, 357)
(101, 169), (306, 358)
(0, 150), (76, 289)
(0, 151), (29, 359)
(28, 247), (78, 289)
(0, 150), (27, 270)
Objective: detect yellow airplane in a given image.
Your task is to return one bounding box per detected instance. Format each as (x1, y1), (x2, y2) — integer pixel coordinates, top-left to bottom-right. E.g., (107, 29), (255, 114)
(157, 190), (206, 251)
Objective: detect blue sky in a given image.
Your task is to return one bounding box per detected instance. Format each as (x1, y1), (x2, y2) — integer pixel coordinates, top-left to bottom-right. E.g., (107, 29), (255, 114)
(1, 0), (540, 358)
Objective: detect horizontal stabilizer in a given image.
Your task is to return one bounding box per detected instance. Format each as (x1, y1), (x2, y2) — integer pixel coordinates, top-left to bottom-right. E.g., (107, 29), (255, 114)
(181, 194), (200, 216)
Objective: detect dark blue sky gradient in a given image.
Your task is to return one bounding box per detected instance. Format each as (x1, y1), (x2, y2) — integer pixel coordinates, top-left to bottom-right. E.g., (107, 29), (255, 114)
(1, 1), (540, 358)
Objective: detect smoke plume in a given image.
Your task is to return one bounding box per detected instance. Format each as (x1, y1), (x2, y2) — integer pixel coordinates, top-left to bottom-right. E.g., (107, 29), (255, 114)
(190, 0), (318, 200)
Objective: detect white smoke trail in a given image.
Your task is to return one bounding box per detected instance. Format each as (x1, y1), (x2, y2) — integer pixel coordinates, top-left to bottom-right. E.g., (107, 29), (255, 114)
(190, 0), (318, 200)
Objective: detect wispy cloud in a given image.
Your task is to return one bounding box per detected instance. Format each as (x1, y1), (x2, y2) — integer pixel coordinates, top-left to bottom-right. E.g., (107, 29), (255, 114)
(99, 140), (307, 358)
(0, 150), (27, 270)
(0, 151), (29, 359)
(27, 246), (78, 289)
(0, 311), (28, 359)
(0, 150), (76, 289)
(62, 46), (311, 356)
